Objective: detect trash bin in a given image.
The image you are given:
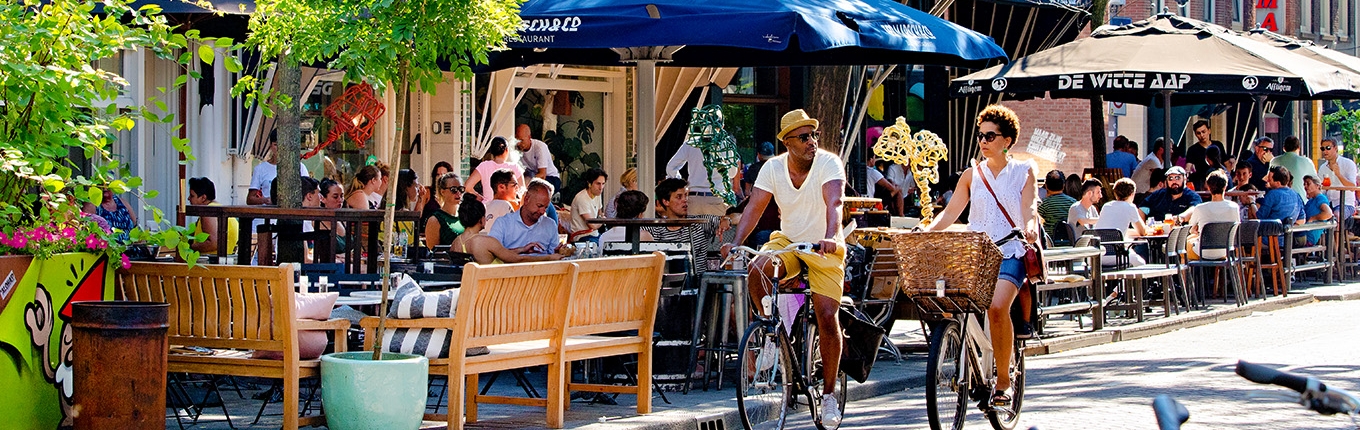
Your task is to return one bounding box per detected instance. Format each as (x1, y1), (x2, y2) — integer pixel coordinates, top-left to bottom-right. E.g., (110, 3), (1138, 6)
(71, 301), (169, 430)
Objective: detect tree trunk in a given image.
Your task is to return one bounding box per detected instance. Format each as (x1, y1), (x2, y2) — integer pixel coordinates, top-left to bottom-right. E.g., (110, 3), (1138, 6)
(275, 54), (306, 263)
(1091, 97), (1107, 169)
(373, 60), (410, 360)
(805, 66), (851, 155)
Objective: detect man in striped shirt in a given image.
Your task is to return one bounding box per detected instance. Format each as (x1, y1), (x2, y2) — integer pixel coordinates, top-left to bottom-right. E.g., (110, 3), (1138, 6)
(1037, 169), (1077, 245)
(645, 178), (729, 276)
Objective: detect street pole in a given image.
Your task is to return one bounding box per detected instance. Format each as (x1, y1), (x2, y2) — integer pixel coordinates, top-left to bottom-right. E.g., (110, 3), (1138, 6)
(637, 59), (657, 217)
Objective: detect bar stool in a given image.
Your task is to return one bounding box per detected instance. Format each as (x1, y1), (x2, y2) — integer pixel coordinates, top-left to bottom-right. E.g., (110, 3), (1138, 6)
(688, 270), (749, 392)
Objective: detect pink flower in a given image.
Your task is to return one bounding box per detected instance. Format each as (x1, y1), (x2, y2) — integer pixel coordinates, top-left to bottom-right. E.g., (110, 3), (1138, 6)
(60, 227), (76, 239)
(12, 236), (27, 248)
(84, 234), (101, 249)
(120, 254), (131, 269)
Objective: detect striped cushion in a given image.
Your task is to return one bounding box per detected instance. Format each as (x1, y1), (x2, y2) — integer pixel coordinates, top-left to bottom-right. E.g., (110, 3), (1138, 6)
(380, 274), (486, 358)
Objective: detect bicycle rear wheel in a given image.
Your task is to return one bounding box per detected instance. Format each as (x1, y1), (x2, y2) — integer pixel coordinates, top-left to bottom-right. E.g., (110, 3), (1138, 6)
(926, 320), (968, 430)
(986, 340), (1026, 430)
(738, 322), (791, 430)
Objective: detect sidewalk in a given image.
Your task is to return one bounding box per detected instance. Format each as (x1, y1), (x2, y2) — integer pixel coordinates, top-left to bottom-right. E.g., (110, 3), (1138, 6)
(176, 282), (1360, 429)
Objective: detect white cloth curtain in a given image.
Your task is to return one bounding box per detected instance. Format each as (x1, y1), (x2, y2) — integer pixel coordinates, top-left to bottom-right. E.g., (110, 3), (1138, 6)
(653, 67), (738, 144)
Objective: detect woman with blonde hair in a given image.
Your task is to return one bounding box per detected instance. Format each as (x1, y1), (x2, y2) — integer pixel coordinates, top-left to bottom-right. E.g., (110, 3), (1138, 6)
(345, 164), (382, 209)
(605, 167), (638, 218)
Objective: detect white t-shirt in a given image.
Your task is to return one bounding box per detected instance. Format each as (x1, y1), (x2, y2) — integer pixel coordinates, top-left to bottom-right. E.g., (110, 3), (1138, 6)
(600, 227), (654, 244)
(474, 160), (524, 202)
(666, 142), (728, 193)
(754, 150), (847, 243)
(517, 139), (559, 179)
(1093, 200), (1144, 237)
(1068, 202), (1099, 237)
(866, 167), (885, 197)
(1187, 199), (1241, 259)
(885, 164), (915, 194)
(484, 200), (515, 230)
(569, 189), (603, 236)
(1131, 155), (1163, 193)
(249, 161), (311, 200)
(1319, 157), (1359, 206)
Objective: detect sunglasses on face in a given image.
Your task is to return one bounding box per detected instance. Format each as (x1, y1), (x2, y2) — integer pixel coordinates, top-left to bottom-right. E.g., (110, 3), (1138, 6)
(1258, 146), (1273, 151)
(788, 131), (821, 142)
(975, 131), (1002, 142)
(1167, 175), (1186, 181)
(446, 185), (465, 194)
(1323, 146), (1335, 151)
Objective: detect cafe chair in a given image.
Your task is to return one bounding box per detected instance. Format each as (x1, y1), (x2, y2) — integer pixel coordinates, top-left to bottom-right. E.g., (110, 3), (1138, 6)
(1087, 228), (1131, 270)
(1186, 222), (1243, 307)
(1233, 219), (1265, 300)
(1256, 220), (1290, 297)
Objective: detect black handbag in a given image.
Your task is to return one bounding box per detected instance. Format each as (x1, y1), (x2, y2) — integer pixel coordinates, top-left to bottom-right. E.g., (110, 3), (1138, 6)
(838, 304), (887, 383)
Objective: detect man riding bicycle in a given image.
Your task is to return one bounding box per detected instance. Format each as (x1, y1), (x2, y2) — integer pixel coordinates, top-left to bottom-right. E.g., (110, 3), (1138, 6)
(725, 109), (847, 427)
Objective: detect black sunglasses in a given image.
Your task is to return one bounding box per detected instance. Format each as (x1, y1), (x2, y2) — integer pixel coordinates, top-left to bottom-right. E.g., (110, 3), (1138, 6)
(446, 185), (466, 194)
(1322, 146), (1335, 151)
(975, 131), (1002, 142)
(787, 131), (820, 142)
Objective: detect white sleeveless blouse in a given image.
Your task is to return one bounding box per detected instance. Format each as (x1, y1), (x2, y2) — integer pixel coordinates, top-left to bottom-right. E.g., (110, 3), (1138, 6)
(967, 158), (1035, 259)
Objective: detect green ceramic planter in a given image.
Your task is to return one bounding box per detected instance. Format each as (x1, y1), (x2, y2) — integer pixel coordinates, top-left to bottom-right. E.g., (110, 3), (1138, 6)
(321, 352), (428, 430)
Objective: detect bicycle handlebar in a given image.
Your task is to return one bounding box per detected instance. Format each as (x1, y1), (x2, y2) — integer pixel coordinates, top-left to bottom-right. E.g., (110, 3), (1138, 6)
(1237, 360), (1360, 416)
(1152, 395), (1190, 430)
(721, 242), (822, 268)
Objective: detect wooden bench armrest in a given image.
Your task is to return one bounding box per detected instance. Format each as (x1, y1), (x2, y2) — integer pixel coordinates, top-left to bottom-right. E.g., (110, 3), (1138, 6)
(297, 318), (350, 331)
(357, 316), (458, 329)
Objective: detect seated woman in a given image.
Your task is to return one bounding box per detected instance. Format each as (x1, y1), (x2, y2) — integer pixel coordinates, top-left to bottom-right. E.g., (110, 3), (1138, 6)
(1183, 171), (1241, 260)
(92, 186), (138, 242)
(449, 198), (565, 265)
(424, 172), (465, 250)
(599, 190), (654, 244)
(1093, 178), (1149, 267)
(1301, 175), (1334, 247)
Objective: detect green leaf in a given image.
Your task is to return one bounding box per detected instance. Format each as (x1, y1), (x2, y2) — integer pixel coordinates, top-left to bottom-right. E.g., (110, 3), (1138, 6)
(225, 57), (243, 73)
(112, 117), (135, 130)
(145, 190), (159, 199)
(86, 187), (103, 205)
(215, 37), (234, 48)
(198, 44), (216, 66)
(174, 75), (187, 87)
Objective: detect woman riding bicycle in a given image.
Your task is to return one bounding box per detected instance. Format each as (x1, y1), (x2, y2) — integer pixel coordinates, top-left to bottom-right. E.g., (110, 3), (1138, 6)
(924, 104), (1040, 407)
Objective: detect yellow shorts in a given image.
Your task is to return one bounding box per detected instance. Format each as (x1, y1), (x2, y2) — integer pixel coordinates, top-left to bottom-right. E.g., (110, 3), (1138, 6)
(761, 231), (846, 300)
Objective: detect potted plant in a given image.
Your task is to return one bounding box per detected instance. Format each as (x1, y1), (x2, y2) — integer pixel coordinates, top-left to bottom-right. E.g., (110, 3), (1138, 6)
(240, 0), (521, 427)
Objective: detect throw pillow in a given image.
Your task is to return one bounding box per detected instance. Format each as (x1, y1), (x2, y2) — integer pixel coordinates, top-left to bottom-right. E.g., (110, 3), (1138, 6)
(380, 274), (486, 358)
(253, 292), (338, 360)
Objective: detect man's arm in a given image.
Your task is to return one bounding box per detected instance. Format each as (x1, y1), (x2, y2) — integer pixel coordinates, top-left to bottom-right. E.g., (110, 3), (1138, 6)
(665, 145), (689, 179)
(726, 188), (772, 253)
(189, 217), (219, 253)
(532, 144), (551, 179)
(247, 189), (269, 205)
(819, 179), (844, 255)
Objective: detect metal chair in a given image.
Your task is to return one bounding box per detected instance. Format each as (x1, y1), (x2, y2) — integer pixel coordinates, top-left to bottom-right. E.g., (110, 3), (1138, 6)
(1087, 228), (1131, 270)
(1186, 222), (1243, 307)
(1234, 219), (1264, 300)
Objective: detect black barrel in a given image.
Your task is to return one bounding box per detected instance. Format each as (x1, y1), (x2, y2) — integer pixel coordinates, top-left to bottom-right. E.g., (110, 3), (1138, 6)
(72, 301), (169, 430)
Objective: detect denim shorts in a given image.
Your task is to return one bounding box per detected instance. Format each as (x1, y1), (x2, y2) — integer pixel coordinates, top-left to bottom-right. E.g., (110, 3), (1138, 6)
(997, 257), (1025, 289)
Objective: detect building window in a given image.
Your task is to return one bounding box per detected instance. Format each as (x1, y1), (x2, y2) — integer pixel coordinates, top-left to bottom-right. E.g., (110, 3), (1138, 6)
(1203, 0), (1215, 22)
(1322, 0), (1333, 36)
(1231, 0), (1242, 23)
(1341, 0), (1351, 39)
(1302, 0), (1313, 34)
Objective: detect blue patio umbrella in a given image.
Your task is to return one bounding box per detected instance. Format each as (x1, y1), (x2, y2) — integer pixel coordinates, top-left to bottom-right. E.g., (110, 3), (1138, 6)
(486, 0), (1006, 207)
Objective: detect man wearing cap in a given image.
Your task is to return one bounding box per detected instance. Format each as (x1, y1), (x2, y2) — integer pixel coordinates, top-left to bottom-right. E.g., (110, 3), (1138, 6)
(726, 109), (847, 427)
(666, 135), (738, 217)
(1141, 165), (1202, 221)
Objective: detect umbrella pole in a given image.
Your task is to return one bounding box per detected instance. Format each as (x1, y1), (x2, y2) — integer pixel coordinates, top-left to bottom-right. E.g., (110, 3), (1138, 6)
(1163, 90), (1174, 162)
(637, 59), (658, 217)
(1255, 95), (1267, 144)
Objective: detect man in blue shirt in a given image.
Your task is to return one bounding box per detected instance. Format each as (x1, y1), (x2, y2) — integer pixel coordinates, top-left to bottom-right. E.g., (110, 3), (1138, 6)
(1141, 166), (1202, 221)
(1257, 166), (1306, 226)
(1106, 136), (1139, 178)
(489, 178), (561, 255)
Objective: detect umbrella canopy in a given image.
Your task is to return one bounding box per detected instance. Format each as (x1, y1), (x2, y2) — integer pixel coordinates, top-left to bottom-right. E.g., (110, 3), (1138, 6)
(948, 14), (1360, 103)
(1244, 29), (1360, 88)
(485, 0), (1008, 69)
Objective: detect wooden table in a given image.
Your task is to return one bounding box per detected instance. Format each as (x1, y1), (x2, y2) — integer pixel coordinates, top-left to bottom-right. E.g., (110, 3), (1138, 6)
(591, 218), (709, 254)
(184, 205), (419, 273)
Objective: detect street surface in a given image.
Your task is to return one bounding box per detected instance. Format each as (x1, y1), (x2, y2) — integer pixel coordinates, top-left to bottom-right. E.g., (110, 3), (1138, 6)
(795, 300), (1360, 430)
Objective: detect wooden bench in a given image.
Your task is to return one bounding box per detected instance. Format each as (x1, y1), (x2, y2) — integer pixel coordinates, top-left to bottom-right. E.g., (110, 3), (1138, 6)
(362, 260), (577, 430)
(115, 263), (348, 430)
(563, 253), (666, 414)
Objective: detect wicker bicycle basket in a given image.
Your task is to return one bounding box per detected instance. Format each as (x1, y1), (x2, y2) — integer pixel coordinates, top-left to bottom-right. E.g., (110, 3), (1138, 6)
(890, 231), (1003, 316)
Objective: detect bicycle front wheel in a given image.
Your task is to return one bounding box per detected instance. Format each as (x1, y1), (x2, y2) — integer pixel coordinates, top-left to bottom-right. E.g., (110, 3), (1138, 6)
(986, 339), (1026, 430)
(738, 322), (791, 430)
(926, 320), (968, 430)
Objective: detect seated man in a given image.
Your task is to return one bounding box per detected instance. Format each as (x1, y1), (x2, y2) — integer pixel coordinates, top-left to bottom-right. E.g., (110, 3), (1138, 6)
(1067, 178), (1102, 237)
(1180, 171), (1240, 260)
(187, 177), (239, 255)
(1301, 175), (1334, 246)
(599, 190), (654, 243)
(488, 178), (561, 256)
(483, 168), (520, 230)
(1093, 178), (1148, 266)
(1141, 166), (1202, 221)
(1037, 169), (1076, 244)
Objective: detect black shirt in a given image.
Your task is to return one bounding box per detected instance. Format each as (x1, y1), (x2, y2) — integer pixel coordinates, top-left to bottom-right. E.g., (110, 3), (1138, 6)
(1185, 141), (1226, 188)
(1246, 154), (1270, 190)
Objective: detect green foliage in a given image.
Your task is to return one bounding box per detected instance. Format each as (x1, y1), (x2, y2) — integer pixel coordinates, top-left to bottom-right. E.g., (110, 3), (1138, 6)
(241, 0), (522, 95)
(544, 119), (598, 199)
(0, 0), (219, 263)
(1324, 101), (1360, 159)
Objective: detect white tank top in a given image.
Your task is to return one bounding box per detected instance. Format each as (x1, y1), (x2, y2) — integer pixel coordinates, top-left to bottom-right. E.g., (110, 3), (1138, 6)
(968, 158), (1035, 259)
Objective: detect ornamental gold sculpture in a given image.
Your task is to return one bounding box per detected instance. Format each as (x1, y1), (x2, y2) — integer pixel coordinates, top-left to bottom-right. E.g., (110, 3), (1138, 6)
(872, 116), (948, 225)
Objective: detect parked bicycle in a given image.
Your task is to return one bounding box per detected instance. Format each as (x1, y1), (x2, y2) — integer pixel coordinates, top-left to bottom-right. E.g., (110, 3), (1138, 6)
(729, 242), (848, 430)
(1148, 360), (1360, 429)
(909, 229), (1028, 430)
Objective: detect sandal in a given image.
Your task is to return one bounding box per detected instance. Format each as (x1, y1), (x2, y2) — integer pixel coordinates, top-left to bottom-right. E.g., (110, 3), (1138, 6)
(991, 387), (1014, 406)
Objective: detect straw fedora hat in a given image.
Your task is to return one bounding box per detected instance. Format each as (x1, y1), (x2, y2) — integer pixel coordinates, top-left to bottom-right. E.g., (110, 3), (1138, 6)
(777, 109), (819, 141)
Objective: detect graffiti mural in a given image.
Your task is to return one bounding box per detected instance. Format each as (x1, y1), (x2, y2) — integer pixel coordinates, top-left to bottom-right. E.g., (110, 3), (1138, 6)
(0, 254), (114, 429)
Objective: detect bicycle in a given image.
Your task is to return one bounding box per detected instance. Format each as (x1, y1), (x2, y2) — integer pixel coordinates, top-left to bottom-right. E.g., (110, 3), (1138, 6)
(917, 230), (1028, 430)
(728, 242), (849, 430)
(1149, 360), (1360, 429)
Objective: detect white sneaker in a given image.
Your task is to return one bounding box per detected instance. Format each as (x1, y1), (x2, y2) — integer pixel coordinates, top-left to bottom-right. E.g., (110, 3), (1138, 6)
(756, 341), (778, 372)
(820, 392), (842, 428)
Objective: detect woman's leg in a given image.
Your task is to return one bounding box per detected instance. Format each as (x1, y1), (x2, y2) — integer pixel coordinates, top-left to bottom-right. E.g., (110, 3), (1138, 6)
(989, 278), (1020, 392)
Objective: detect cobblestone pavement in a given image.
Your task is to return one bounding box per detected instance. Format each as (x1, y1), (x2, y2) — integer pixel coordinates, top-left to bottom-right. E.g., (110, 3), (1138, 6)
(791, 300), (1360, 430)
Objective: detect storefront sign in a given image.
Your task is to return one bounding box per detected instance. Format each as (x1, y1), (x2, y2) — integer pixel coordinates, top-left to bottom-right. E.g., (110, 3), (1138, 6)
(1255, 0), (1284, 32)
